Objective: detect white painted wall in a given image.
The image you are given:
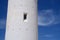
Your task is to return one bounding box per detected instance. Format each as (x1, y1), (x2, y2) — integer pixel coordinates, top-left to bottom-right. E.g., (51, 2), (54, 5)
(5, 0), (38, 40)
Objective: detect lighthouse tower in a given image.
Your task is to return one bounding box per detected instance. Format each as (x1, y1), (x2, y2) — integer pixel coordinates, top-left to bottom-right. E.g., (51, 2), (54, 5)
(5, 0), (38, 40)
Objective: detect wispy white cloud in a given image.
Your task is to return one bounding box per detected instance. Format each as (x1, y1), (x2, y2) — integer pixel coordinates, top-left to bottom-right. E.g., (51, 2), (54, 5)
(0, 19), (6, 29)
(43, 34), (53, 37)
(38, 9), (60, 26)
(40, 34), (53, 38)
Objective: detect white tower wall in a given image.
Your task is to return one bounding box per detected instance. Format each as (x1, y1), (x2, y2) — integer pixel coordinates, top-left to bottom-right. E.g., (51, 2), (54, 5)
(5, 0), (38, 40)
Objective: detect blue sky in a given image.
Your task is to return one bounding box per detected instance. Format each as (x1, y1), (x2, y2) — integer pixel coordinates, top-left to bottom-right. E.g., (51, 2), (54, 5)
(0, 0), (60, 40)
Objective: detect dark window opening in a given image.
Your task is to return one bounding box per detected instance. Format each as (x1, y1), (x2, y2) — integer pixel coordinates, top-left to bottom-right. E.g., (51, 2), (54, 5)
(24, 13), (27, 21)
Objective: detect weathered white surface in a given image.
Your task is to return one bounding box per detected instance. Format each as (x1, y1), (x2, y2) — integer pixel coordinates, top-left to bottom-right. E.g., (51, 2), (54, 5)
(5, 0), (38, 40)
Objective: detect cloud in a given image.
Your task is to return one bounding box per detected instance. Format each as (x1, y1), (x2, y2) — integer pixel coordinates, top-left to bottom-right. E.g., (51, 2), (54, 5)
(43, 34), (53, 37)
(0, 19), (6, 29)
(40, 34), (53, 38)
(38, 9), (60, 26)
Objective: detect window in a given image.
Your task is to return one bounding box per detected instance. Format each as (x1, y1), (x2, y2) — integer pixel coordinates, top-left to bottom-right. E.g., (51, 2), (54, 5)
(23, 13), (27, 22)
